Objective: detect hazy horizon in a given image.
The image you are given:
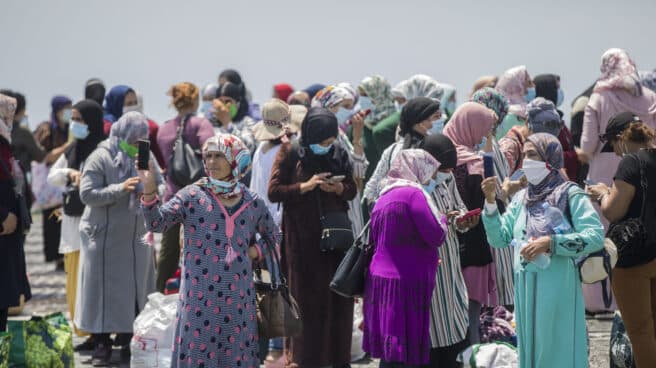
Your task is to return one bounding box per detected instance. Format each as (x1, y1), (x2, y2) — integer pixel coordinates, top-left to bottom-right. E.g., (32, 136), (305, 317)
(1, 0), (654, 129)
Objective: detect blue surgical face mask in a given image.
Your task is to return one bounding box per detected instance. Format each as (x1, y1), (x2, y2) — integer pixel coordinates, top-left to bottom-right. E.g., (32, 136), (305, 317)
(524, 87), (536, 103)
(309, 143), (332, 155)
(428, 117), (446, 135)
(423, 178), (438, 193)
(556, 88), (564, 107)
(334, 107), (352, 126)
(358, 96), (374, 112)
(200, 101), (213, 116)
(394, 101), (405, 112)
(435, 171), (451, 186)
(70, 121), (90, 140)
(61, 108), (72, 123)
(445, 101), (456, 116)
(476, 136), (488, 151)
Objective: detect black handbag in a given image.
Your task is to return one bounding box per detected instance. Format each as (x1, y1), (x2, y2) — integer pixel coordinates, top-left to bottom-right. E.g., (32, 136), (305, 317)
(254, 238), (303, 339)
(317, 193), (354, 252)
(168, 115), (204, 188)
(62, 186), (85, 216)
(330, 221), (371, 298)
(607, 154), (649, 259)
(0, 159), (31, 234)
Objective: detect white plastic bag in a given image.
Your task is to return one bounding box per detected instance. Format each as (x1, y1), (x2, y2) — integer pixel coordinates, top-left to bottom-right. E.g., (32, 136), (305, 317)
(31, 162), (64, 211)
(131, 292), (179, 368)
(351, 298), (366, 362)
(459, 342), (518, 368)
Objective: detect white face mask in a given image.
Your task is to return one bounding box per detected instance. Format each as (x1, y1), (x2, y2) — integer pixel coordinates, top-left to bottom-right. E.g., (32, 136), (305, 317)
(522, 158), (551, 185)
(123, 104), (140, 114)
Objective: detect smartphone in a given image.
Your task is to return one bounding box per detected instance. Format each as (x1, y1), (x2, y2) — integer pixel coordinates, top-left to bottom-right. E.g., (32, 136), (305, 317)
(456, 208), (482, 224)
(583, 179), (598, 186)
(137, 139), (150, 170)
(510, 169), (525, 181)
(347, 109), (372, 125)
(327, 175), (346, 183)
(483, 153), (495, 178)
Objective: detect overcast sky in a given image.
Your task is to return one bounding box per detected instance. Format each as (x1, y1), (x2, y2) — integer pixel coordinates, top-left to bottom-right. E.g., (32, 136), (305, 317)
(1, 0), (654, 129)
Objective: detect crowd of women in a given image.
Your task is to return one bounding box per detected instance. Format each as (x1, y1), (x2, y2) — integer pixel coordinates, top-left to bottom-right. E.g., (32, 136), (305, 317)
(1, 46), (656, 368)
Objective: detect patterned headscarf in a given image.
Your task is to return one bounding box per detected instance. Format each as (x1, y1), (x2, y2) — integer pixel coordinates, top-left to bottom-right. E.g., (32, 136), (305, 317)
(359, 75), (396, 125)
(379, 149), (447, 232)
(311, 84), (357, 109)
(526, 97), (562, 137)
(109, 111), (149, 177)
(108, 112), (149, 210)
(471, 87), (509, 125)
(0, 94), (17, 143)
(496, 65), (531, 118)
(524, 133), (575, 237)
(442, 102), (497, 175)
(594, 48), (642, 96)
(197, 133), (251, 199)
(439, 83), (456, 113)
(640, 70), (656, 93)
(391, 74), (444, 101)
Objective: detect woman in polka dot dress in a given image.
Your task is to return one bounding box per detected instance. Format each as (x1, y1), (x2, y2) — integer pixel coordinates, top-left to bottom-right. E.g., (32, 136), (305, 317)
(139, 133), (280, 368)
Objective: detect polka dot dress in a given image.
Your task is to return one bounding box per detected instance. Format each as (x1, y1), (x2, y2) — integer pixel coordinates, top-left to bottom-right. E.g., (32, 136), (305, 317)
(143, 185), (279, 368)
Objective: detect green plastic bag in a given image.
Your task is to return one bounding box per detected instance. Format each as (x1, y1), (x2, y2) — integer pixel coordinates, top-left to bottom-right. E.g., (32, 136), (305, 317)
(7, 312), (74, 368)
(0, 332), (11, 368)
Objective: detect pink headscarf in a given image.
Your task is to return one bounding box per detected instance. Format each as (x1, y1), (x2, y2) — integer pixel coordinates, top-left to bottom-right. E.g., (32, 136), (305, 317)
(442, 102), (497, 175)
(496, 65), (530, 118)
(0, 94), (17, 144)
(594, 48), (642, 96)
(379, 149), (446, 230)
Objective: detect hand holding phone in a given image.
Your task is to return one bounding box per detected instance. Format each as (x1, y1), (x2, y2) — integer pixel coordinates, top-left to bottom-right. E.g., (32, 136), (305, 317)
(583, 179), (598, 186)
(137, 139), (150, 170)
(510, 169), (525, 181)
(456, 208), (482, 224)
(327, 175), (346, 183)
(483, 153), (495, 178)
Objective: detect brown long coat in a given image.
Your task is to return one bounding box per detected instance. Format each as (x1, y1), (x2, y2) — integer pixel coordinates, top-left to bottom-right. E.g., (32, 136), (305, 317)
(268, 142), (356, 368)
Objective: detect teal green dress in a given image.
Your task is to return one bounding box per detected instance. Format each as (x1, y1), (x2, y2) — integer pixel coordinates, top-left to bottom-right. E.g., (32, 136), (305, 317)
(482, 186), (604, 368)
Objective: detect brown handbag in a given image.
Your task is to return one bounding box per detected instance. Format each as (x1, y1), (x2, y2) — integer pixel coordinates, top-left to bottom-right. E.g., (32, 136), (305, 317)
(254, 241), (302, 339)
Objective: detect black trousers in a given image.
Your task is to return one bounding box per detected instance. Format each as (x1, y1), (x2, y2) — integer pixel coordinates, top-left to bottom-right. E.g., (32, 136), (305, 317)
(42, 207), (62, 262)
(156, 223), (181, 292)
(425, 339), (469, 368)
(0, 308), (7, 331)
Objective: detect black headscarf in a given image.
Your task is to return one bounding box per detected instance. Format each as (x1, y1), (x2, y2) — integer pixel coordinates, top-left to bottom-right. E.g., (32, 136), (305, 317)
(419, 133), (458, 170)
(84, 78), (106, 106)
(570, 82), (596, 146)
(534, 74), (559, 106)
(399, 97), (441, 149)
(219, 69), (250, 120)
(66, 100), (106, 170)
(217, 82), (248, 122)
(297, 107), (351, 176)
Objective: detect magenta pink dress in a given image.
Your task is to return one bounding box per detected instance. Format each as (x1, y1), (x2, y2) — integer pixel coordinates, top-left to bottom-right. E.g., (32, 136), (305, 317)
(363, 186), (446, 365)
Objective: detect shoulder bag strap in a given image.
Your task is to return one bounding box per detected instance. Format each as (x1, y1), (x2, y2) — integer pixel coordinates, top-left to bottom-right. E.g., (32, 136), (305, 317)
(637, 153), (648, 221)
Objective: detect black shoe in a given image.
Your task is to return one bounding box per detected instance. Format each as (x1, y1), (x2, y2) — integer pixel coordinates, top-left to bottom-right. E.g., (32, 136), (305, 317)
(120, 345), (130, 362)
(55, 259), (65, 272)
(91, 343), (113, 367)
(74, 336), (96, 351)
